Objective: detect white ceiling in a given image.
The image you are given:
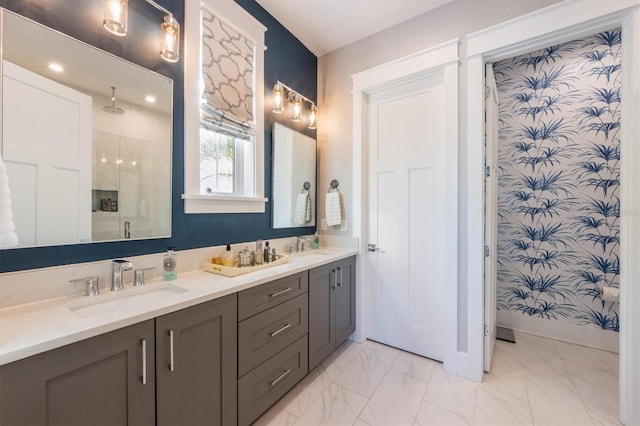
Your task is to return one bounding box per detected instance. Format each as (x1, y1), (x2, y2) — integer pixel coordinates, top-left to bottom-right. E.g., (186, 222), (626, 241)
(256, 0), (454, 56)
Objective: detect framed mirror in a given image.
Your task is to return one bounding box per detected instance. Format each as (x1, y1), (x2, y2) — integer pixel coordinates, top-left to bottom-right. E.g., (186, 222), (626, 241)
(272, 122), (316, 229)
(1, 9), (172, 248)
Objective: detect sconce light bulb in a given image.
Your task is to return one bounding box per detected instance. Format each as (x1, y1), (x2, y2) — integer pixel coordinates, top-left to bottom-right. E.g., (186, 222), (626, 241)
(160, 14), (180, 63)
(103, 0), (128, 37)
(291, 94), (302, 122)
(308, 104), (317, 129)
(272, 83), (284, 113)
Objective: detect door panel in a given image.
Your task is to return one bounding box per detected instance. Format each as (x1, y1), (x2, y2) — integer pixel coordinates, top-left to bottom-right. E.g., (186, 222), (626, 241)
(0, 321), (155, 426)
(156, 294), (237, 426)
(2, 61), (91, 246)
(484, 62), (499, 372)
(335, 258), (356, 346)
(308, 262), (336, 370)
(367, 75), (446, 361)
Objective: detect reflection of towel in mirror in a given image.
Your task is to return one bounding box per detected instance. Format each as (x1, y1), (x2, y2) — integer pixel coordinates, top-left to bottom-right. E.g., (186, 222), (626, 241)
(325, 192), (342, 226)
(295, 193), (311, 225)
(0, 156), (18, 248)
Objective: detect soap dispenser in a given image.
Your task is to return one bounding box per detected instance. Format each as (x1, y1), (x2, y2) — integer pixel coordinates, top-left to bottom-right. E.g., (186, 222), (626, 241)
(264, 241), (270, 263)
(224, 244), (235, 267)
(163, 247), (177, 281)
(313, 232), (320, 249)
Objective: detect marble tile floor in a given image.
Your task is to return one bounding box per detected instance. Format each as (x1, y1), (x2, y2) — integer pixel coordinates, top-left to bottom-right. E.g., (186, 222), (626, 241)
(254, 331), (620, 426)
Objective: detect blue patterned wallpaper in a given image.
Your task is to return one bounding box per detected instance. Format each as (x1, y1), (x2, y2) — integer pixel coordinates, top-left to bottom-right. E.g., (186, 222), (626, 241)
(494, 29), (621, 335)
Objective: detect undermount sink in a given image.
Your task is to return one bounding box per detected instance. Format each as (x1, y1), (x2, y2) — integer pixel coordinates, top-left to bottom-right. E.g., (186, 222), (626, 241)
(294, 249), (329, 256)
(67, 283), (188, 319)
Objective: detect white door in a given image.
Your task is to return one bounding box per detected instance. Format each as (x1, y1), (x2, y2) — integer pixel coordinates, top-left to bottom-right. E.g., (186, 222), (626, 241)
(366, 74), (447, 361)
(484, 63), (499, 372)
(2, 61), (91, 246)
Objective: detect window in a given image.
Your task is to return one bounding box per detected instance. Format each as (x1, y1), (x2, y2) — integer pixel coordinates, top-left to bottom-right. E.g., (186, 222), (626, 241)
(183, 0), (266, 213)
(200, 126), (254, 195)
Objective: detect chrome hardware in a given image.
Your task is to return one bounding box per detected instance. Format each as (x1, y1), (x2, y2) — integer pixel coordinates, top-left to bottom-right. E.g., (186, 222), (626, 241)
(337, 267), (343, 287)
(168, 329), (175, 372)
(111, 259), (133, 292)
(133, 267), (156, 287)
(124, 221), (130, 239)
(270, 287), (292, 298)
(368, 243), (380, 252)
(141, 339), (147, 385)
(485, 245), (490, 257)
(269, 323), (292, 337)
(269, 369), (291, 387)
(332, 269), (337, 290)
(297, 236), (311, 252)
(69, 276), (99, 296)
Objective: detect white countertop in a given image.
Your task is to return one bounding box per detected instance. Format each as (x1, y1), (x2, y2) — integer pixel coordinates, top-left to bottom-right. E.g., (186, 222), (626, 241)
(0, 247), (357, 366)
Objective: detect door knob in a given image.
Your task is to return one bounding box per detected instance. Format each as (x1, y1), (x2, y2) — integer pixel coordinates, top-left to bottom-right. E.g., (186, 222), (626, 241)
(368, 243), (381, 252)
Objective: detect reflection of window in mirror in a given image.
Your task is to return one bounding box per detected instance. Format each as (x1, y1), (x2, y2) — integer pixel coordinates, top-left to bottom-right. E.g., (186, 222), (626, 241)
(183, 0), (266, 213)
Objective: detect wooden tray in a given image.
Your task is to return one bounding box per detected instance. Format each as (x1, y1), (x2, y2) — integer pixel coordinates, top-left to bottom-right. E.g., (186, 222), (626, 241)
(203, 254), (288, 277)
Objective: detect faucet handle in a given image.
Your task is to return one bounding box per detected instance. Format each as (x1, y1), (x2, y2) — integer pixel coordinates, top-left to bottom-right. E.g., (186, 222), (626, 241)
(133, 267), (156, 287)
(113, 259), (133, 270)
(69, 276), (99, 296)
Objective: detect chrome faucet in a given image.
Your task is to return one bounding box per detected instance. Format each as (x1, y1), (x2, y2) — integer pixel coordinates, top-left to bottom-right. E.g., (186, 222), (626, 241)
(111, 259), (133, 292)
(296, 236), (311, 252)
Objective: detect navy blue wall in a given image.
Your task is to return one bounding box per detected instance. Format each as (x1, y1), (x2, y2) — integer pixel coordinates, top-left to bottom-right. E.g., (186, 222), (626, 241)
(0, 0), (317, 272)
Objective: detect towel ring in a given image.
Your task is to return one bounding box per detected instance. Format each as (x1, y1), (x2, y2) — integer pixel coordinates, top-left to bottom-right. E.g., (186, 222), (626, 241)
(300, 181), (311, 193)
(328, 179), (340, 193)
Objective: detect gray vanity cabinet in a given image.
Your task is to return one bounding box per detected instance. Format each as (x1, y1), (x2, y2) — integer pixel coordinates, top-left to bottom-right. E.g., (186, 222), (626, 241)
(156, 293), (237, 426)
(0, 320), (156, 426)
(237, 272), (309, 426)
(309, 256), (356, 371)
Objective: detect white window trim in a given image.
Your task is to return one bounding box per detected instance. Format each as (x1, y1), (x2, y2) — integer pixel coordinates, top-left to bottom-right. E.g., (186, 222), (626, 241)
(183, 0), (267, 214)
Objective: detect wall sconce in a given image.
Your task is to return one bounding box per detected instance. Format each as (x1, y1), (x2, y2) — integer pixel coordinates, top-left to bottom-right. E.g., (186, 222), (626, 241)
(102, 0), (180, 63)
(103, 0), (128, 36)
(272, 81), (317, 130)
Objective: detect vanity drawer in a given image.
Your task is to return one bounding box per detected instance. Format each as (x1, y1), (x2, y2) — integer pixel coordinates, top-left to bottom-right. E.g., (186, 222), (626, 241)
(238, 335), (308, 426)
(238, 293), (308, 376)
(238, 271), (308, 320)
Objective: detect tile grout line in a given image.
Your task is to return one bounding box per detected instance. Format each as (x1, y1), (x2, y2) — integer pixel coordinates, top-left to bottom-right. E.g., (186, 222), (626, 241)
(552, 339), (600, 426)
(352, 343), (401, 424)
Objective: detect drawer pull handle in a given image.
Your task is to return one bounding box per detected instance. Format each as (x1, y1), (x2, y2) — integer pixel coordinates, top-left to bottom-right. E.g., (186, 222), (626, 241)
(338, 267), (343, 287)
(270, 287), (292, 298)
(140, 339), (147, 385)
(269, 369), (292, 387)
(270, 323), (292, 337)
(169, 329), (175, 372)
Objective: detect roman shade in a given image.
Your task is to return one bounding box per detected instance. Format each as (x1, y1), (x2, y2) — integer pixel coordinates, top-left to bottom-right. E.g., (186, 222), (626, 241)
(201, 6), (256, 135)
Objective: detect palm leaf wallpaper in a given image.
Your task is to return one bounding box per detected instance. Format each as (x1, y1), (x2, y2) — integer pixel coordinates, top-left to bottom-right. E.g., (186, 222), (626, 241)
(494, 29), (621, 339)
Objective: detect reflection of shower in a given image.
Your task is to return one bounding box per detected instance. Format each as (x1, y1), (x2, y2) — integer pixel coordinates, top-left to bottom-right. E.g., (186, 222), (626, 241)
(103, 86), (125, 114)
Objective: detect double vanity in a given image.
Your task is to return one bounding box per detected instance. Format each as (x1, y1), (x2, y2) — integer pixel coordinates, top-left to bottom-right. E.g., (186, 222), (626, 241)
(0, 247), (357, 426)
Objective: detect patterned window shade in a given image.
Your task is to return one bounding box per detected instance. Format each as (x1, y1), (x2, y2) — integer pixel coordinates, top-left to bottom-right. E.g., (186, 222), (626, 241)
(201, 7), (256, 134)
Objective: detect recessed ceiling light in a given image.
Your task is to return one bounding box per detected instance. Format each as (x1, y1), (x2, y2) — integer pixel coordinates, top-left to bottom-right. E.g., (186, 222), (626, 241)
(49, 63), (64, 72)
(145, 95), (156, 103)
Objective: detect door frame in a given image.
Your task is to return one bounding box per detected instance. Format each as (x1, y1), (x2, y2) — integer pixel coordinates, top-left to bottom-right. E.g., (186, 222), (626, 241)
(351, 39), (459, 371)
(466, 1), (640, 423)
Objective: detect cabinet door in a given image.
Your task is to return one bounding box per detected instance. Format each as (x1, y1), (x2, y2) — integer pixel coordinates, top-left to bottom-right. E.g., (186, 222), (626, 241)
(335, 256), (357, 346)
(0, 320), (155, 426)
(308, 262), (336, 371)
(156, 294), (237, 426)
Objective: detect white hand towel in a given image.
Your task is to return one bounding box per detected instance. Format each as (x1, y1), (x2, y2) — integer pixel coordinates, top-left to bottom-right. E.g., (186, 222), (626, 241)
(295, 193), (310, 225)
(0, 155), (18, 247)
(325, 192), (342, 226)
(305, 193), (312, 223)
